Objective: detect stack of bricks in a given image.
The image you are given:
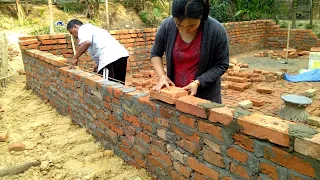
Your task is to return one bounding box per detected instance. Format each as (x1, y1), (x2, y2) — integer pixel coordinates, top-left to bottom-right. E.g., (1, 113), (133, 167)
(265, 21), (320, 51)
(21, 47), (320, 180)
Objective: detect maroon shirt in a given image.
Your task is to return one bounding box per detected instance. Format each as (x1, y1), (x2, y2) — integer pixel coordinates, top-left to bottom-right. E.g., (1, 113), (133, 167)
(172, 29), (202, 87)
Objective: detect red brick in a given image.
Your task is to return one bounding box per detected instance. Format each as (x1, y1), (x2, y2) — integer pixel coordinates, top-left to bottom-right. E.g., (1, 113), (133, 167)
(150, 146), (172, 167)
(173, 161), (191, 178)
(51, 34), (66, 39)
(209, 106), (235, 125)
(137, 132), (150, 144)
(39, 46), (53, 51)
(198, 121), (223, 141)
(119, 145), (132, 157)
(27, 44), (38, 49)
(134, 156), (147, 168)
(19, 35), (36, 40)
(250, 99), (265, 107)
(227, 147), (249, 163)
(109, 123), (124, 135)
(194, 172), (207, 180)
(123, 112), (141, 127)
(172, 124), (200, 143)
(256, 87), (273, 94)
(179, 115), (196, 128)
(251, 77), (264, 82)
(41, 40), (57, 45)
(288, 174), (304, 180)
(227, 76), (247, 83)
(18, 39), (38, 46)
(187, 157), (219, 180)
(230, 162), (250, 179)
(150, 86), (188, 104)
(53, 44), (67, 49)
(0, 131), (8, 142)
(8, 142), (25, 151)
(229, 83), (246, 91)
(232, 133), (254, 152)
(177, 139), (200, 154)
(176, 95), (211, 118)
(238, 114), (290, 147)
(154, 117), (169, 127)
(259, 162), (278, 180)
(203, 149), (225, 168)
(264, 146), (316, 178)
(160, 107), (175, 118)
(151, 137), (167, 152)
(57, 39), (67, 44)
(168, 169), (185, 180)
(38, 35), (50, 40)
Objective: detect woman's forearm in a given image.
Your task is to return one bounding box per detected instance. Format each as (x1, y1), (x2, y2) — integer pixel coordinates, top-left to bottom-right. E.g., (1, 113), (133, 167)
(151, 57), (166, 78)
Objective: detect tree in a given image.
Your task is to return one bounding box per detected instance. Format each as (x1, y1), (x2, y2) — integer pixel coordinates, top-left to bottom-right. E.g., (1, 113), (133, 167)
(292, 0), (297, 29)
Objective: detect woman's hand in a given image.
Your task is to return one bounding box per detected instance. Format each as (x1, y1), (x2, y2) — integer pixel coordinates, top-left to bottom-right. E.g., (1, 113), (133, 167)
(93, 63), (98, 72)
(182, 80), (200, 96)
(152, 75), (175, 91)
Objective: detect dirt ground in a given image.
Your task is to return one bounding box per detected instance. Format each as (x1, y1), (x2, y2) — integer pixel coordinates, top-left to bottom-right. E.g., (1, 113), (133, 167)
(236, 51), (309, 74)
(0, 33), (151, 179)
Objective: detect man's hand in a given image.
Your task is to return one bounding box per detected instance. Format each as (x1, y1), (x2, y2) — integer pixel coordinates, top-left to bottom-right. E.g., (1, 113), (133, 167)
(71, 57), (78, 66)
(182, 80), (200, 96)
(152, 75), (175, 91)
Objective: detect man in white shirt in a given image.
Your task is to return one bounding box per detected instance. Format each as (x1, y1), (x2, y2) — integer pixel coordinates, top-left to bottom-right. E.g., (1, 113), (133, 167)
(67, 19), (129, 84)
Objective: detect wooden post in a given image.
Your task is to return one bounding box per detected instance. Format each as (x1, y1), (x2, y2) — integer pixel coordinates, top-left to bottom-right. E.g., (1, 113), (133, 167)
(105, 0), (109, 26)
(48, 0), (54, 34)
(70, 35), (76, 55)
(1, 33), (8, 87)
(285, 21), (291, 64)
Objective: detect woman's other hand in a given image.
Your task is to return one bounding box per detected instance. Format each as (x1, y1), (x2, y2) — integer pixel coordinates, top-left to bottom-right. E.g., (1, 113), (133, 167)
(152, 75), (175, 91)
(182, 80), (200, 96)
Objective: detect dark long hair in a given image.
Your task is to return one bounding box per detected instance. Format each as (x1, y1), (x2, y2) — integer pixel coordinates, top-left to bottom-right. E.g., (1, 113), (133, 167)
(172, 0), (210, 21)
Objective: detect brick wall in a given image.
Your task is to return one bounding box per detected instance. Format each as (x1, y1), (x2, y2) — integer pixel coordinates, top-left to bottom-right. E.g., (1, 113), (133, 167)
(21, 49), (320, 180)
(265, 21), (320, 50)
(18, 20), (320, 74)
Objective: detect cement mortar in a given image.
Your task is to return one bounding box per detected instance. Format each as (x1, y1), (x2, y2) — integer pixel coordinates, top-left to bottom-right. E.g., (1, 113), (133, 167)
(288, 124), (318, 138)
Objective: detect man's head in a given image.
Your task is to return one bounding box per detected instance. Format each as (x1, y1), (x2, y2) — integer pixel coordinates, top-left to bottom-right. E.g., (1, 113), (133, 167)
(67, 19), (83, 38)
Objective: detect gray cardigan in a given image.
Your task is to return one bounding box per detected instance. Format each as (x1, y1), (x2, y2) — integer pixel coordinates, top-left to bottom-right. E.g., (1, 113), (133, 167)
(150, 16), (229, 103)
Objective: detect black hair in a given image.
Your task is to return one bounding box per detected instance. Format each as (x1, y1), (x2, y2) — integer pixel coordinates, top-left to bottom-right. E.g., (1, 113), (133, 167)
(172, 0), (210, 22)
(67, 19), (83, 30)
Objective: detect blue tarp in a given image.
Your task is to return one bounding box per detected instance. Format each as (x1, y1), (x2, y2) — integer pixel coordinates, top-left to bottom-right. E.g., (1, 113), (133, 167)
(284, 69), (320, 82)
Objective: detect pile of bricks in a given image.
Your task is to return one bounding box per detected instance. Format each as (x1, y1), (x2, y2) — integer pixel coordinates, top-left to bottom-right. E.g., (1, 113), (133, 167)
(254, 49), (310, 59)
(22, 48), (320, 180)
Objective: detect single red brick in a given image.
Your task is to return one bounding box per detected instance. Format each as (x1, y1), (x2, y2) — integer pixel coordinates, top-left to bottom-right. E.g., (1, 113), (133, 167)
(159, 107), (175, 118)
(119, 145), (132, 157)
(264, 146), (316, 178)
(209, 106), (235, 125)
(173, 161), (192, 178)
(250, 99), (265, 107)
(150, 146), (172, 167)
(0, 131), (8, 142)
(177, 139), (200, 154)
(41, 40), (57, 45)
(137, 132), (150, 144)
(198, 121), (223, 141)
(109, 123), (124, 135)
(203, 149), (225, 168)
(227, 76), (247, 83)
(51, 34), (66, 39)
(229, 83), (246, 91)
(194, 172), (207, 180)
(150, 86), (188, 104)
(179, 115), (196, 128)
(227, 147), (249, 163)
(259, 162), (278, 180)
(169, 169), (185, 180)
(187, 157), (219, 180)
(238, 114), (290, 147)
(232, 133), (254, 152)
(230, 162), (250, 179)
(134, 156), (147, 168)
(18, 39), (38, 46)
(172, 124), (200, 143)
(256, 86), (273, 94)
(8, 142), (25, 151)
(176, 95), (211, 118)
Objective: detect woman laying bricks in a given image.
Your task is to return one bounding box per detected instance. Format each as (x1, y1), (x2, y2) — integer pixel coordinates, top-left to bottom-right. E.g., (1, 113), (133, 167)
(150, 0), (229, 103)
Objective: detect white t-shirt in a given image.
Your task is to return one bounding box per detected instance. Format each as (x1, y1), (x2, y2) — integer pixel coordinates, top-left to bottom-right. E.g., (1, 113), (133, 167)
(78, 24), (129, 72)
